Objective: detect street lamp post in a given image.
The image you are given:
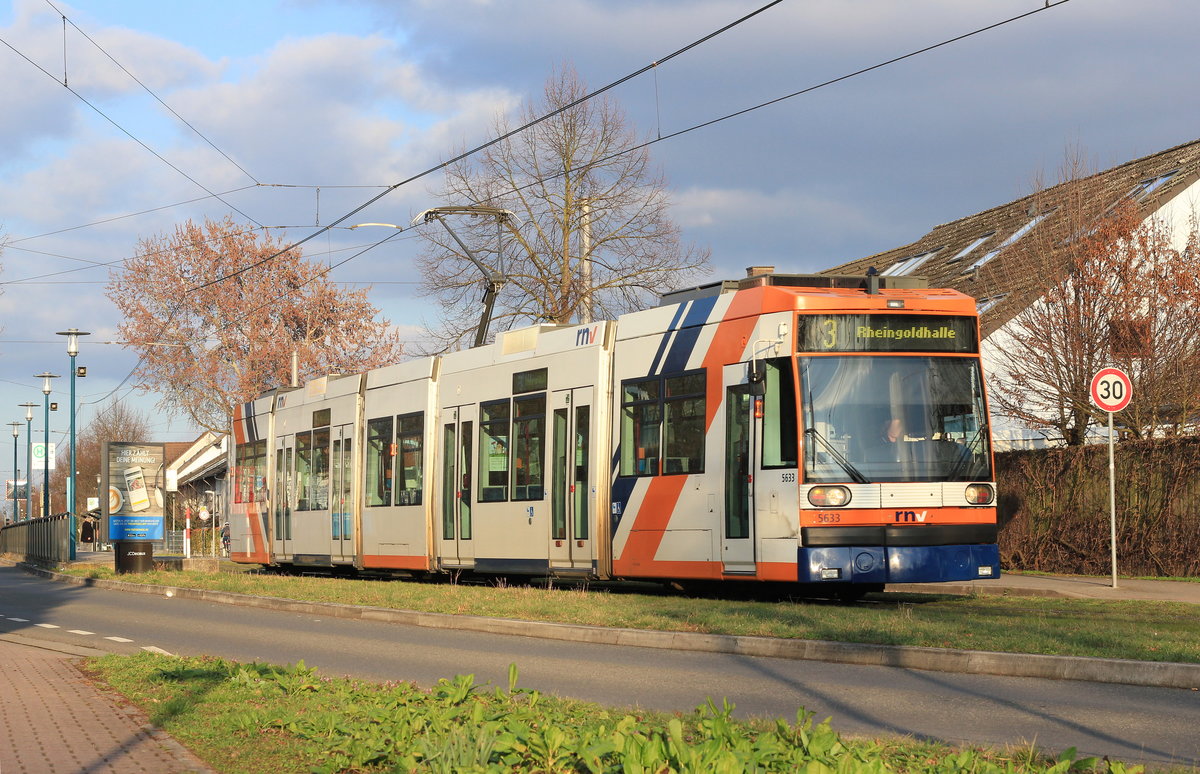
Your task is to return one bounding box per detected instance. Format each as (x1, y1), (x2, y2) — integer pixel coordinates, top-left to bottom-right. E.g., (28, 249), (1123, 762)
(9, 422), (20, 522)
(35, 372), (59, 519)
(19, 403), (37, 522)
(57, 329), (89, 560)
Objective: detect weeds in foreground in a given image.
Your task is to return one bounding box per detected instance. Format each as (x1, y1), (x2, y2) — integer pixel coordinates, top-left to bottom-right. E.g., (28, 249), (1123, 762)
(88, 652), (1145, 774)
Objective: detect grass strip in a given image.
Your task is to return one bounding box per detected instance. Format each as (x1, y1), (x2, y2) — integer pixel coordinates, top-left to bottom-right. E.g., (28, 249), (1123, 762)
(85, 651), (1145, 774)
(61, 566), (1200, 664)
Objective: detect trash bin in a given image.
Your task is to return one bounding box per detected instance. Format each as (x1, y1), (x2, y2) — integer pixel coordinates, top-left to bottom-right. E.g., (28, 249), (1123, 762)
(114, 541), (154, 574)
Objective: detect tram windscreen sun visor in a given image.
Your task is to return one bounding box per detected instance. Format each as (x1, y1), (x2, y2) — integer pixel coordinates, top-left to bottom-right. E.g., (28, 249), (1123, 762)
(797, 314), (977, 353)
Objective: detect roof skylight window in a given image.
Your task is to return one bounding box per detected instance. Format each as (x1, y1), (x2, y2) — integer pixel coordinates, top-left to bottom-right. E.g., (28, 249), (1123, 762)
(962, 213), (1050, 274)
(882, 248), (940, 276)
(1131, 170), (1178, 201)
(977, 294), (1008, 314)
(947, 233), (994, 263)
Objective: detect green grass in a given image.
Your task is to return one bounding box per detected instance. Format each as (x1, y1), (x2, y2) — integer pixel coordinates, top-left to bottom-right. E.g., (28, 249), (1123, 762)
(60, 565), (1200, 664)
(85, 651), (1149, 774)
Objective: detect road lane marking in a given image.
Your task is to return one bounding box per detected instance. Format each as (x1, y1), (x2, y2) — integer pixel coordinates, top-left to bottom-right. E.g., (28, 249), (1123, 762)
(7, 617), (29, 622)
(35, 623), (60, 629)
(68, 630), (94, 635)
(105, 636), (134, 643)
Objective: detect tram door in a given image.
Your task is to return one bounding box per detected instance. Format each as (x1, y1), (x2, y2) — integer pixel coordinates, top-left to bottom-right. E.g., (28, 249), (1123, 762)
(549, 387), (593, 570)
(330, 424), (354, 560)
(438, 405), (476, 567)
(273, 436), (294, 557)
(722, 364), (758, 574)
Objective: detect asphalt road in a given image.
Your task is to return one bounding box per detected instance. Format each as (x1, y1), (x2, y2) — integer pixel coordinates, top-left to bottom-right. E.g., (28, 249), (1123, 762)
(1, 564), (1197, 768)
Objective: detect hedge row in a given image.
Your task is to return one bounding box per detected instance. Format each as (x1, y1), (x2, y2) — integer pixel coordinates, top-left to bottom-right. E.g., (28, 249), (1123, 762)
(995, 437), (1200, 576)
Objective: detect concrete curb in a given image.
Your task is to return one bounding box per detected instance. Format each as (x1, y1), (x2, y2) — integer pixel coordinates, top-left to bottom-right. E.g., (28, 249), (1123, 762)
(20, 562), (1200, 690)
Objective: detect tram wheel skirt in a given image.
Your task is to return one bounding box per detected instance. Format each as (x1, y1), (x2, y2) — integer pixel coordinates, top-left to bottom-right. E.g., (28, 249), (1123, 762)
(798, 544), (1000, 584)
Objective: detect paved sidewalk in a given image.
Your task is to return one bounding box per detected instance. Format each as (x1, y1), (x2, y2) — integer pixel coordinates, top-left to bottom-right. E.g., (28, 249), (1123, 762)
(0, 635), (214, 774)
(889, 571), (1200, 604)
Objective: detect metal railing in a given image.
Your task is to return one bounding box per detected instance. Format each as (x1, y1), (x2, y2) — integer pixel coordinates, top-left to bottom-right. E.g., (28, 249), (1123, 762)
(164, 528), (225, 557)
(0, 513), (72, 565)
(0, 520), (228, 564)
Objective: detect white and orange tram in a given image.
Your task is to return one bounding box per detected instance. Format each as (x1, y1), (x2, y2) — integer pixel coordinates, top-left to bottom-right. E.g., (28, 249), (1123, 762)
(229, 272), (1000, 591)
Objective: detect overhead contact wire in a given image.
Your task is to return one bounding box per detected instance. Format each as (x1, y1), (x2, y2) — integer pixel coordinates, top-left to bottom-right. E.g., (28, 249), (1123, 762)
(186, 0), (787, 292)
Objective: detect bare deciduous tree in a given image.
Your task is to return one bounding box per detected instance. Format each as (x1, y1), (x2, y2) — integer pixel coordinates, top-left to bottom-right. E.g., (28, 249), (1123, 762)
(48, 398), (151, 515)
(416, 65), (709, 350)
(989, 154), (1200, 444)
(109, 216), (404, 432)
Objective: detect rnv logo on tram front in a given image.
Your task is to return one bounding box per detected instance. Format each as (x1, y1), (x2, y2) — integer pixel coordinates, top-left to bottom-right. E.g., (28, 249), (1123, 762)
(894, 510), (928, 523)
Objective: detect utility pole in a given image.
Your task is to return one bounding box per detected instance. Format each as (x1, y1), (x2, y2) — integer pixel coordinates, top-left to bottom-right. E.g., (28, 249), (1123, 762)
(580, 200), (592, 325)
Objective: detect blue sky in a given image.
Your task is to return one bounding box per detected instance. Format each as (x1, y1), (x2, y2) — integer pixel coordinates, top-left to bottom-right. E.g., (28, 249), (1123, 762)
(2, 0), (1198, 461)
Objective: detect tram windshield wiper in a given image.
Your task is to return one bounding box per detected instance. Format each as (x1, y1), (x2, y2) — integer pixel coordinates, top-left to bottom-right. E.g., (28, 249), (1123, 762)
(946, 423), (989, 480)
(803, 427), (869, 484)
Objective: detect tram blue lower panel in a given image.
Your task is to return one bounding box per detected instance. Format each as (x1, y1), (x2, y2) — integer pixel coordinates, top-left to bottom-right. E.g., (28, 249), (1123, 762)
(797, 544), (1000, 584)
(472, 557), (551, 575)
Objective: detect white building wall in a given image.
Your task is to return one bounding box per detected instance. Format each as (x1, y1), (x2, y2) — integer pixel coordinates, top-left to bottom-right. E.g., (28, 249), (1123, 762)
(980, 180), (1200, 451)
(1151, 178), (1200, 250)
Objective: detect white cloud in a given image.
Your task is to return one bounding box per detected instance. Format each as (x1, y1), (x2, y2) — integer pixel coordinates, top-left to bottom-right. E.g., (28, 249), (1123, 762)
(673, 185), (874, 234)
(2, 0), (1199, 439)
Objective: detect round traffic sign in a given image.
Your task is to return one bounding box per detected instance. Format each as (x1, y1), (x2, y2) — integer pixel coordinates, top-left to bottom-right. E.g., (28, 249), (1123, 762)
(1091, 367), (1132, 413)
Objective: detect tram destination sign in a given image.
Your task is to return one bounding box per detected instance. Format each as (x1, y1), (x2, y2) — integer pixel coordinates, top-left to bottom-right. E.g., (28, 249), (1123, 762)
(797, 314), (978, 353)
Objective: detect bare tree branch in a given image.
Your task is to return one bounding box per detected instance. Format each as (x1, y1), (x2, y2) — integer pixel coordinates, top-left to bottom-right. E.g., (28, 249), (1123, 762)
(416, 64), (709, 352)
(989, 150), (1200, 444)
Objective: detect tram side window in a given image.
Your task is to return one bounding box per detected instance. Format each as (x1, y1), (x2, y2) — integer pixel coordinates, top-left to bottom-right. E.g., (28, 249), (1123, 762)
(312, 429), (330, 510)
(397, 412), (423, 505)
(479, 400), (510, 502)
(761, 358), (798, 468)
(296, 432), (313, 511)
(235, 443), (248, 503)
(620, 371), (705, 476)
(620, 377), (661, 476)
(365, 417), (393, 507)
(234, 440), (267, 503)
(512, 394), (545, 500)
(234, 444), (245, 503)
(254, 440), (269, 501)
(663, 372), (705, 474)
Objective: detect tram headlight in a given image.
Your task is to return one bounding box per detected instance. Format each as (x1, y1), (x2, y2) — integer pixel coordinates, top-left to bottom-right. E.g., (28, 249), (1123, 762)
(808, 486), (851, 507)
(964, 483), (994, 505)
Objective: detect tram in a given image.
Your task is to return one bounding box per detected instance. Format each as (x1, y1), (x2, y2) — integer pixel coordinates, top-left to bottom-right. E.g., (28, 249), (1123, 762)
(229, 272), (999, 591)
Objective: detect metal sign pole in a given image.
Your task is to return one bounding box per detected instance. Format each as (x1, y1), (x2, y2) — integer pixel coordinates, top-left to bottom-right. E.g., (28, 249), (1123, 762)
(1091, 367), (1130, 590)
(1108, 411), (1117, 589)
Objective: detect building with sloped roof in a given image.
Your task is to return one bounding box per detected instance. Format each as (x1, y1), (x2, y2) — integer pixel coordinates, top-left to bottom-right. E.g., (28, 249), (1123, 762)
(825, 138), (1200, 446)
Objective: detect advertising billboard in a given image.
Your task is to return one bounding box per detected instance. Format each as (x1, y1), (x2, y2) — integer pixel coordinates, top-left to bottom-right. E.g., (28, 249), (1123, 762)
(101, 442), (166, 541)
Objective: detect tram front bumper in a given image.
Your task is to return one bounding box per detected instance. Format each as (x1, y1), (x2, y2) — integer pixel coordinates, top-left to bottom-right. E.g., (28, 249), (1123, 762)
(798, 543), (1000, 584)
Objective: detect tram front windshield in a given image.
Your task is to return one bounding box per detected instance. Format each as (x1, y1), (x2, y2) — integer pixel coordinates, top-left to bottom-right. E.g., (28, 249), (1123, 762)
(800, 355), (991, 483)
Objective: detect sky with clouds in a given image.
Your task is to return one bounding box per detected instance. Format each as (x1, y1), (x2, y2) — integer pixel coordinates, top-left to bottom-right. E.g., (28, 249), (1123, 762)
(1, 0), (1197, 465)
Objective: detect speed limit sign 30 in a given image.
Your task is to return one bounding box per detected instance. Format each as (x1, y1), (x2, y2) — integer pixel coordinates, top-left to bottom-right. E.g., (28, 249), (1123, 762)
(1091, 367), (1132, 413)
(1091, 366), (1131, 589)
